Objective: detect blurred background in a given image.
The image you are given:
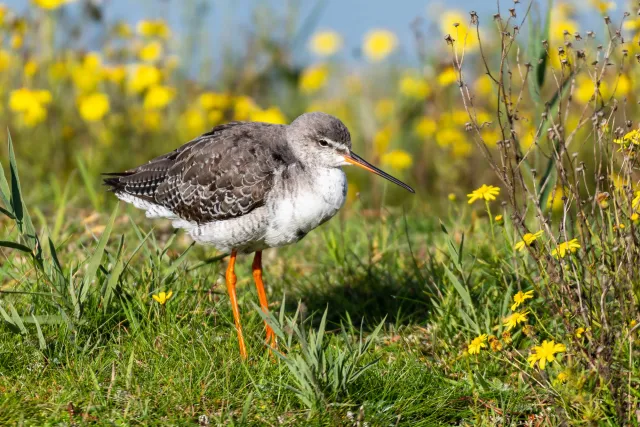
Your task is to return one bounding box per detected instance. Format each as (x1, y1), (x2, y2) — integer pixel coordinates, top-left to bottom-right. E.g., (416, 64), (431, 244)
(0, 0), (631, 212)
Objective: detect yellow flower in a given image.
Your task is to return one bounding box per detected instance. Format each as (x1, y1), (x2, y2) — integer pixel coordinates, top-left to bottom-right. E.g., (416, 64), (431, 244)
(415, 117), (437, 138)
(299, 64), (329, 94)
(617, 74), (632, 95)
(32, 0), (74, 10)
(440, 11), (478, 51)
(199, 92), (230, 110)
(494, 214), (503, 225)
(24, 60), (38, 78)
(467, 184), (500, 204)
(78, 92), (110, 122)
(631, 213), (639, 222)
(143, 85), (175, 110)
(474, 75), (493, 96)
(362, 29), (397, 62)
(514, 231), (544, 252)
(142, 110), (162, 131)
(137, 19), (171, 39)
(179, 108), (206, 137)
(250, 106), (287, 124)
(10, 34), (23, 50)
(448, 193), (456, 201)
(511, 290), (533, 311)
(373, 126), (393, 154)
(104, 66), (126, 84)
(128, 64), (161, 93)
(374, 98), (395, 122)
(9, 88), (52, 127)
(615, 130), (640, 151)
(309, 30), (342, 56)
(503, 310), (529, 331)
(233, 96), (258, 120)
(152, 290), (173, 305)
(438, 67), (458, 87)
(381, 150), (413, 170)
(528, 340), (566, 370)
(139, 41), (163, 62)
(399, 73), (431, 99)
(468, 334), (487, 355)
(435, 128), (464, 147)
(0, 50), (12, 72)
(114, 22), (132, 38)
(575, 327), (585, 338)
(590, 0), (615, 13)
(633, 191), (640, 211)
(546, 187), (565, 211)
(551, 239), (581, 258)
(71, 53), (103, 93)
(488, 336), (502, 352)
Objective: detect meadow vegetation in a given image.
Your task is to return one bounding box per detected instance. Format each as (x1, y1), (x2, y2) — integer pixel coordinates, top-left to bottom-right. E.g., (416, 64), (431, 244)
(1, 0), (640, 424)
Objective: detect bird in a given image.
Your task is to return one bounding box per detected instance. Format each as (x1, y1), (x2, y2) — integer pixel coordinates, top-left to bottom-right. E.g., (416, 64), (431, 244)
(103, 112), (414, 359)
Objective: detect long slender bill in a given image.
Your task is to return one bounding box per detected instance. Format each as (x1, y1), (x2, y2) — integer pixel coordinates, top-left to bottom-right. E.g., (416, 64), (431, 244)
(344, 151), (415, 193)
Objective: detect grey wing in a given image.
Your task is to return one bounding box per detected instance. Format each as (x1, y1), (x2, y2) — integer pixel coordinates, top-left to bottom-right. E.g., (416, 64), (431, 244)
(104, 122), (291, 223)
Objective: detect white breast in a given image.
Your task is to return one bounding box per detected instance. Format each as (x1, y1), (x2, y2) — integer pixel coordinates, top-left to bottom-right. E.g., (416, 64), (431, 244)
(264, 167), (347, 248)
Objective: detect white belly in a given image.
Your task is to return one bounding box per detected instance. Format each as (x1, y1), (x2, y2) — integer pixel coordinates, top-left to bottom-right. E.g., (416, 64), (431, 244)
(264, 167), (347, 248)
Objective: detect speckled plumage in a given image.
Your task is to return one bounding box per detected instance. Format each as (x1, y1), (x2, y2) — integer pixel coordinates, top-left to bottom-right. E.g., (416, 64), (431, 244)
(104, 113), (351, 253)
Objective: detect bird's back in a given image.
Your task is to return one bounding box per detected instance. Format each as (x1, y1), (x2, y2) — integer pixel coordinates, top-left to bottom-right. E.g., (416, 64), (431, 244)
(104, 121), (296, 225)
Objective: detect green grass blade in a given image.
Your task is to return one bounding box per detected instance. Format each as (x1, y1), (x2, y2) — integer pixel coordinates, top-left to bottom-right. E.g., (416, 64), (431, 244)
(8, 303), (27, 334)
(31, 314), (47, 350)
(76, 155), (101, 210)
(0, 240), (32, 253)
(80, 204), (118, 304)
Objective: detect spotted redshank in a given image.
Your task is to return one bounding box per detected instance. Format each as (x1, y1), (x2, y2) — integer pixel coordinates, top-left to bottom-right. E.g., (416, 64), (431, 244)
(104, 112), (414, 359)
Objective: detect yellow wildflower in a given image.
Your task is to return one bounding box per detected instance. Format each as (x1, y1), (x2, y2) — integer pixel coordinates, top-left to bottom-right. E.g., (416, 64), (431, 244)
(208, 109), (223, 125)
(435, 128), (463, 147)
(299, 64), (329, 94)
(24, 60), (38, 78)
(503, 310), (529, 331)
(440, 10), (478, 51)
(309, 30), (342, 56)
(71, 53), (103, 93)
(633, 192), (640, 211)
(468, 334), (487, 355)
(511, 290), (533, 311)
(373, 126), (393, 154)
(32, 0), (74, 9)
(103, 66), (126, 84)
(143, 85), (175, 110)
(514, 231), (544, 252)
(575, 327), (586, 338)
(128, 64), (161, 93)
(448, 193), (456, 201)
(489, 336), (502, 352)
(137, 19), (171, 39)
(502, 331), (512, 344)
(142, 110), (162, 131)
(467, 184), (500, 204)
(374, 98), (395, 122)
(494, 215), (504, 225)
(546, 187), (565, 211)
(474, 75), (493, 96)
(415, 117), (437, 138)
(528, 340), (566, 370)
(250, 106), (287, 125)
(362, 29), (397, 62)
(0, 50), (12, 72)
(9, 88), (52, 127)
(399, 73), (431, 99)
(381, 150), (413, 170)
(139, 41), (163, 62)
(78, 92), (110, 122)
(551, 239), (581, 258)
(10, 34), (23, 50)
(631, 213), (639, 223)
(179, 108), (206, 137)
(233, 96), (258, 120)
(615, 130), (640, 152)
(199, 92), (230, 110)
(114, 22), (132, 38)
(152, 290), (173, 305)
(438, 67), (458, 87)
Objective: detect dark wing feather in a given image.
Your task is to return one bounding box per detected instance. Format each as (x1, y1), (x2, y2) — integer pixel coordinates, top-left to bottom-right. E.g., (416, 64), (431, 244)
(104, 122), (294, 222)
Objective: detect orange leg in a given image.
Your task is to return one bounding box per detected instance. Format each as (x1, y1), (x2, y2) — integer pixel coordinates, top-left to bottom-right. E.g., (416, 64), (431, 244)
(226, 250), (247, 360)
(252, 251), (276, 348)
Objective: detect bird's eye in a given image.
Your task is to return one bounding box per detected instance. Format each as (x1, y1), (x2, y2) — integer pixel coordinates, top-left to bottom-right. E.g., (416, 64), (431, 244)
(318, 139), (330, 148)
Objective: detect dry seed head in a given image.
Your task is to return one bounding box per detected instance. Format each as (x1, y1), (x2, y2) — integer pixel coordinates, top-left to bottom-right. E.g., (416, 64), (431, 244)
(509, 8), (516, 17)
(604, 16), (611, 24)
(574, 32), (582, 40)
(470, 11), (478, 25)
(444, 34), (455, 45)
(587, 31), (595, 38)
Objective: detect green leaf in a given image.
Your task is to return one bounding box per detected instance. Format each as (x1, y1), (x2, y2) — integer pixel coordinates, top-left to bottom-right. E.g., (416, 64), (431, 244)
(0, 240), (32, 253)
(31, 314), (47, 350)
(8, 303), (27, 334)
(80, 204), (118, 305)
(104, 239), (125, 313)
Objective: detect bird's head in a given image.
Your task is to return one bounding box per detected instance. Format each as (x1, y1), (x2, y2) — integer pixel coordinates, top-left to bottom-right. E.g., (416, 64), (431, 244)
(287, 112), (414, 193)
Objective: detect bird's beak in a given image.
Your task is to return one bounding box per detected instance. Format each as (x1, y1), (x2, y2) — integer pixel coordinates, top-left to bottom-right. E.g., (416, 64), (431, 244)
(343, 151), (415, 193)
